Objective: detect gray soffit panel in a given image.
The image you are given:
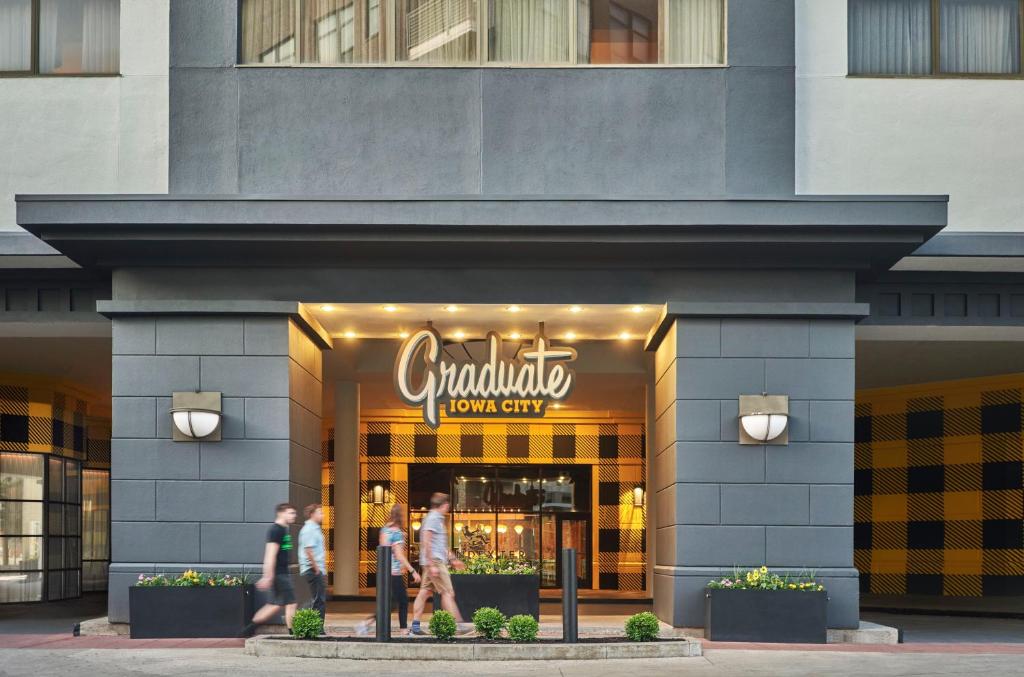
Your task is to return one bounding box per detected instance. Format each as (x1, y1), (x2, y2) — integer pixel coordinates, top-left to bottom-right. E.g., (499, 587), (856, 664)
(16, 194), (947, 272)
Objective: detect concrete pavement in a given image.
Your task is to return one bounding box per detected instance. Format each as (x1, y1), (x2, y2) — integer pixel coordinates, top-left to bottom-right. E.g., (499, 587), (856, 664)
(1, 647), (1024, 676)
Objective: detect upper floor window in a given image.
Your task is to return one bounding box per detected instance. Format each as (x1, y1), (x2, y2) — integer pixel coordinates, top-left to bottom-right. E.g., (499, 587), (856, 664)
(849, 0), (1022, 76)
(0, 0), (120, 75)
(239, 0), (725, 66)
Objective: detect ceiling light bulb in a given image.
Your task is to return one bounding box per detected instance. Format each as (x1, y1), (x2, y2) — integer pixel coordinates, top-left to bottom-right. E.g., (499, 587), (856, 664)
(564, 331), (577, 340)
(453, 330), (465, 339)
(509, 331), (521, 340)
(631, 305), (644, 313)
(343, 330), (357, 339)
(444, 305), (459, 313)
(552, 403), (562, 410)
(320, 304), (335, 312)
(568, 306), (583, 314)
(398, 331), (410, 339)
(383, 305), (397, 313)
(619, 332), (631, 340)
(506, 305), (522, 313)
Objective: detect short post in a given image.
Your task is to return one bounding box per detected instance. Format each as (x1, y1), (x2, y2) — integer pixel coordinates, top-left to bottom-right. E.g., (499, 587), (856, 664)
(561, 547), (578, 643)
(375, 545), (392, 642)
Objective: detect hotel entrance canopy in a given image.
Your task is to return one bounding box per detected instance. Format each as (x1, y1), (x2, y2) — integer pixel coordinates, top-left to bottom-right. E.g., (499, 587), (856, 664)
(16, 195), (946, 273)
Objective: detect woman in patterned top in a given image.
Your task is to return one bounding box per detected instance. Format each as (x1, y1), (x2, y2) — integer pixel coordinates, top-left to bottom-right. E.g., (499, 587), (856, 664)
(357, 503), (420, 635)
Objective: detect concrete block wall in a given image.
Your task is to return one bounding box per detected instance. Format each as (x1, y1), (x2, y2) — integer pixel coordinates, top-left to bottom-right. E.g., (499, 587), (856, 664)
(652, 317), (859, 629)
(108, 315), (323, 622)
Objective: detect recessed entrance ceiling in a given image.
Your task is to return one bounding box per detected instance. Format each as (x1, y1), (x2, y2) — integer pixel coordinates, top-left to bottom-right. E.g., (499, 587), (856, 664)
(304, 303), (661, 342)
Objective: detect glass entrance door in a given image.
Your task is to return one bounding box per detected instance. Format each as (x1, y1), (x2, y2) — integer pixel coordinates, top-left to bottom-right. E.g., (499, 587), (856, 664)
(555, 515), (590, 589)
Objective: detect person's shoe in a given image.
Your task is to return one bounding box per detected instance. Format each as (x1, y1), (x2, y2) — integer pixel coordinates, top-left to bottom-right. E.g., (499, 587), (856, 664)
(355, 621), (371, 637)
(409, 625), (429, 636)
(241, 622), (257, 637)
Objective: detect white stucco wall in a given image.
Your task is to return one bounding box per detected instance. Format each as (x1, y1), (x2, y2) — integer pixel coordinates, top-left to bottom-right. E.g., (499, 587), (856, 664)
(0, 0), (168, 233)
(795, 0), (1024, 232)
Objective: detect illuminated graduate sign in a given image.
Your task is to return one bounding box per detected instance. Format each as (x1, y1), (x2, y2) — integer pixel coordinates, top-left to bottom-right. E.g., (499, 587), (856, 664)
(394, 323), (577, 428)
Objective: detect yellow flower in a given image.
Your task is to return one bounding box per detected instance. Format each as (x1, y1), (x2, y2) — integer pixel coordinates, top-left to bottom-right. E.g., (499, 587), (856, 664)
(760, 566), (768, 574)
(788, 583), (796, 589)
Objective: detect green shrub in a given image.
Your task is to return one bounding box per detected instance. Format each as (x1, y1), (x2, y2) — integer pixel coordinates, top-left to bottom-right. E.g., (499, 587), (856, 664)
(507, 614), (539, 643)
(472, 606), (507, 640)
(291, 609), (323, 639)
(624, 612), (660, 642)
(429, 610), (457, 640)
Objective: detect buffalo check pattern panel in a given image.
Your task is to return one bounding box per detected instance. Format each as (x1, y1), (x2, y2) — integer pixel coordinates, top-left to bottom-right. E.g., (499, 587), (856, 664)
(855, 376), (1024, 597)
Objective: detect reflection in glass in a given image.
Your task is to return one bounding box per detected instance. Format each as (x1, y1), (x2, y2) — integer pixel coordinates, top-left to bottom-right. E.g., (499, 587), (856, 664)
(0, 571), (42, 603)
(540, 515), (557, 586)
(453, 475), (495, 511)
(398, 0), (479, 63)
(0, 501), (43, 536)
(48, 459), (64, 502)
(0, 453), (44, 500)
(541, 475), (575, 511)
(39, 0), (120, 74)
(0, 536), (43, 571)
(497, 513), (538, 559)
(497, 469), (539, 511)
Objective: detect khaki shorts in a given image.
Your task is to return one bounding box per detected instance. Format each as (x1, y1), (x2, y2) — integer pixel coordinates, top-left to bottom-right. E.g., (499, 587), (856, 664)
(420, 561), (454, 596)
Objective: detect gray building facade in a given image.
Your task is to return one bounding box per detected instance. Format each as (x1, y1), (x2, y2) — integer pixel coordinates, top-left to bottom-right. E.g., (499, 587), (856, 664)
(27, 0), (1024, 629)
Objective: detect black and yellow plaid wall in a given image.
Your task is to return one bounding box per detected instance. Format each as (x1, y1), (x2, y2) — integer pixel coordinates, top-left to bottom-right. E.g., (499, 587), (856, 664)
(322, 420), (646, 591)
(0, 379), (110, 467)
(855, 374), (1024, 597)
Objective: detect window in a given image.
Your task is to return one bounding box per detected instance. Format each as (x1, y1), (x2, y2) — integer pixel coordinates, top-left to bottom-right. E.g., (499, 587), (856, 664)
(850, 0), (1023, 76)
(240, 0), (725, 65)
(0, 0), (119, 75)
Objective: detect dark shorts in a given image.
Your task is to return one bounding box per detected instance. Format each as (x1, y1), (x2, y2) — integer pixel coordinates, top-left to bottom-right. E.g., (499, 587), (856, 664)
(270, 574), (296, 606)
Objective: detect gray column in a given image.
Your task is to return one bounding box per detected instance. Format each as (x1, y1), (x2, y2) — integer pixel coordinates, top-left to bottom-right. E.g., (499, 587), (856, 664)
(651, 317), (858, 629)
(333, 381), (360, 596)
(108, 314), (324, 623)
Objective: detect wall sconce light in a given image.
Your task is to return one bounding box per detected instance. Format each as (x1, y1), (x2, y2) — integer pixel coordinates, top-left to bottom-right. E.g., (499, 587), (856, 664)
(633, 486), (645, 508)
(738, 394), (789, 445)
(497, 525), (508, 534)
(484, 525), (493, 535)
(371, 485), (385, 505)
(513, 525), (523, 535)
(412, 521), (421, 531)
(170, 392), (223, 441)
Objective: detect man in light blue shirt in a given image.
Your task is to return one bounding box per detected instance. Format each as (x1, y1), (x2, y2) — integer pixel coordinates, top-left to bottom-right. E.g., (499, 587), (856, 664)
(298, 504), (327, 623)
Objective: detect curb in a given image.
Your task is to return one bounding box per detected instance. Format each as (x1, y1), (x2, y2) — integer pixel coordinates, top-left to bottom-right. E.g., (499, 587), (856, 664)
(245, 636), (703, 660)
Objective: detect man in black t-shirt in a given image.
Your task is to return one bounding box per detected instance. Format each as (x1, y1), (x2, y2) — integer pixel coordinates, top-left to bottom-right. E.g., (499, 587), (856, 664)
(249, 503), (298, 633)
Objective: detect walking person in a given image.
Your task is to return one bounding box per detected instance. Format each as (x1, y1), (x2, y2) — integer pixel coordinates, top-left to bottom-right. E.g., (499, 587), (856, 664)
(248, 503), (299, 634)
(356, 504), (421, 636)
(298, 503), (327, 626)
(410, 493), (470, 636)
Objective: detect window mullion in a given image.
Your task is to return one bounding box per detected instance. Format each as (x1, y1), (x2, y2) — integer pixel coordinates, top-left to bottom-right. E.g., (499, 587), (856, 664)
(479, 0), (486, 64)
(569, 0), (578, 65)
(931, 0), (940, 74)
(31, 0), (40, 74)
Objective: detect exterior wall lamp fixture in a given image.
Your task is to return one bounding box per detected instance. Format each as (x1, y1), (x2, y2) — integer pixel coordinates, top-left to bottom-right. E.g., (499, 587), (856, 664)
(633, 486), (645, 507)
(371, 484), (385, 505)
(170, 392), (223, 441)
(738, 394), (789, 445)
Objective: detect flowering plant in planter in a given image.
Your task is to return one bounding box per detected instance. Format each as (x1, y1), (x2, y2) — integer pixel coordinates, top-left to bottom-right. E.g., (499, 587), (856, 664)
(706, 566), (824, 592)
(452, 553), (537, 575)
(135, 569), (249, 587)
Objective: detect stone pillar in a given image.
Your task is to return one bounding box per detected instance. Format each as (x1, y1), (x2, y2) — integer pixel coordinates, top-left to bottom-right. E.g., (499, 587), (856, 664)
(333, 381), (360, 596)
(651, 317), (858, 629)
(107, 313), (325, 623)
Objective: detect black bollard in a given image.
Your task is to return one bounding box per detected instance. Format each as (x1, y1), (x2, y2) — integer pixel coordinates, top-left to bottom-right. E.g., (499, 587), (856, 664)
(561, 548), (578, 643)
(375, 545), (392, 641)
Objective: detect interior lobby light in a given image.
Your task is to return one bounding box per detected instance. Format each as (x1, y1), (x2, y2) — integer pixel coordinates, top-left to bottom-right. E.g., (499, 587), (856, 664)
(568, 305), (583, 313)
(633, 486), (645, 507)
(506, 305), (522, 313)
(444, 305), (459, 313)
(382, 305), (397, 312)
(509, 331), (521, 340)
(398, 330), (410, 339)
(618, 332), (631, 340)
(484, 525), (493, 534)
(738, 394), (790, 445)
(514, 525), (523, 535)
(630, 305), (645, 313)
(497, 525), (508, 534)
(412, 521), (421, 531)
(564, 331), (577, 340)
(454, 522), (464, 532)
(371, 485), (385, 504)
(453, 330), (466, 340)
(170, 392), (222, 442)
(319, 304), (335, 312)
(343, 330), (357, 339)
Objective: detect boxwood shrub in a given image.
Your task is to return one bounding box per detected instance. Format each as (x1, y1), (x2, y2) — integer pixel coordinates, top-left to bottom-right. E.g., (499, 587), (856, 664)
(291, 609), (323, 639)
(507, 614), (539, 643)
(472, 606), (507, 640)
(429, 610), (457, 640)
(625, 611), (660, 642)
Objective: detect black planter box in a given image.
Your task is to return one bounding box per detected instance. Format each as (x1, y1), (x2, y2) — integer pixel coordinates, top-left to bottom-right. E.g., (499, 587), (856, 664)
(704, 588), (827, 643)
(129, 585), (255, 639)
(433, 574), (540, 620)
